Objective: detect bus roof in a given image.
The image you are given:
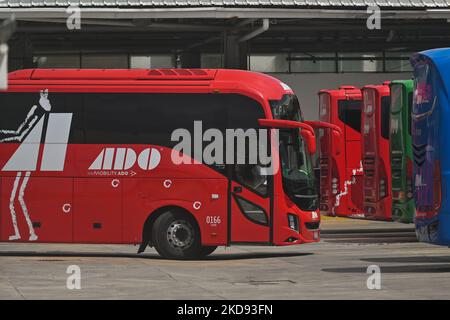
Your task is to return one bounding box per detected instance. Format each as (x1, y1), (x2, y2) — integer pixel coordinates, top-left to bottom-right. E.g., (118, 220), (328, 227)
(411, 48), (450, 97)
(390, 79), (413, 91)
(362, 83), (390, 96)
(7, 68), (293, 101)
(8, 68), (218, 81)
(319, 85), (361, 98)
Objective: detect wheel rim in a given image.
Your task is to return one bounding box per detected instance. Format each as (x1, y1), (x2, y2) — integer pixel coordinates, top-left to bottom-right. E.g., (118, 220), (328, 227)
(167, 219), (195, 249)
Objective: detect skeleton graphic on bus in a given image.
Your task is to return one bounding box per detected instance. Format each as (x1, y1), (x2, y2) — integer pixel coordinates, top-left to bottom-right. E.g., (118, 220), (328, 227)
(0, 89), (73, 241)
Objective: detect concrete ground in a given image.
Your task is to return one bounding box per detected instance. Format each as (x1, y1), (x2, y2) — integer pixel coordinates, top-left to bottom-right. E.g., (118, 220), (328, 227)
(1, 216), (450, 299)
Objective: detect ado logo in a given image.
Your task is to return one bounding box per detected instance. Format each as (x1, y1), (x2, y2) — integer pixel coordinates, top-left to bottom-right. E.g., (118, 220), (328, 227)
(89, 147), (161, 171)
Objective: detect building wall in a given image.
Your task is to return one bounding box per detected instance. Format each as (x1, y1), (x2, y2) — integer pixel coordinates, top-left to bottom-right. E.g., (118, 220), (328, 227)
(272, 72), (412, 121)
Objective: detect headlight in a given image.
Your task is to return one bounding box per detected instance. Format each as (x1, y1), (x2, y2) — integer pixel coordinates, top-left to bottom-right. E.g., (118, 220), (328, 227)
(288, 214), (299, 232)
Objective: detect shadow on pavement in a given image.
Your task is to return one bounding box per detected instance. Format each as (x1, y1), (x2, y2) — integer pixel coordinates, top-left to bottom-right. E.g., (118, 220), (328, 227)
(0, 251), (163, 260)
(361, 256), (450, 264)
(202, 252), (313, 260)
(0, 250), (313, 261)
(324, 238), (418, 244)
(321, 228), (417, 244)
(322, 264), (450, 273)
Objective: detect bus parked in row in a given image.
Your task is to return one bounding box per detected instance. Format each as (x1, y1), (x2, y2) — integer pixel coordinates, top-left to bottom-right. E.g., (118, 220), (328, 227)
(389, 80), (415, 223)
(0, 68), (340, 259)
(411, 48), (448, 244)
(361, 82), (392, 221)
(318, 86), (364, 218)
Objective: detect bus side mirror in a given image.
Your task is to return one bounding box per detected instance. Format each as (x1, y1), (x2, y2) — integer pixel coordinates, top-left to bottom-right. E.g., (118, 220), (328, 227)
(256, 118), (317, 154)
(301, 129), (316, 154)
(303, 120), (342, 157)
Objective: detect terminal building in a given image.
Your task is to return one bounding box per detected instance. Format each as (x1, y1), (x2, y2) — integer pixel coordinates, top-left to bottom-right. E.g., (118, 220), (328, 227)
(1, 1), (450, 118)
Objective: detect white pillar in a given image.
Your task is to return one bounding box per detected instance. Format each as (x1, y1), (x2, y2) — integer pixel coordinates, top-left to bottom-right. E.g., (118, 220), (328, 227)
(0, 43), (8, 90)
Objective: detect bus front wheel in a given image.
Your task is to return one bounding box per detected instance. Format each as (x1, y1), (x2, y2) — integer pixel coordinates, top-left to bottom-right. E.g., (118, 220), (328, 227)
(152, 211), (211, 260)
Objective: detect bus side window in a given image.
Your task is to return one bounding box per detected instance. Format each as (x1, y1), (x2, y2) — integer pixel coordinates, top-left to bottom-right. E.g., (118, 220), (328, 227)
(381, 96), (391, 139)
(63, 93), (85, 143)
(0, 93), (43, 134)
(0, 92), (85, 144)
(83, 93), (139, 144)
(408, 91), (413, 136)
(226, 94), (268, 196)
(337, 99), (362, 133)
(231, 123), (269, 196)
(235, 164), (268, 196)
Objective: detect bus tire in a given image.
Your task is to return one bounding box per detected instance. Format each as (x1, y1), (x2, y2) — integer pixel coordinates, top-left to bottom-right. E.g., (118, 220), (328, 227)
(151, 210), (202, 260)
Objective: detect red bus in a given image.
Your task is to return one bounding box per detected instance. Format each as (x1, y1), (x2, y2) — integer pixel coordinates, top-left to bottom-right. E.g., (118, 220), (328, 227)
(318, 86), (364, 217)
(0, 68), (333, 259)
(361, 82), (392, 220)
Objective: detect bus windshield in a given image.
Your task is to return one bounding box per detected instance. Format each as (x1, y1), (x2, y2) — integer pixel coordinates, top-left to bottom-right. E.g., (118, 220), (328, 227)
(391, 84), (403, 113)
(413, 63), (434, 116)
(319, 93), (331, 157)
(412, 59), (441, 217)
(362, 89), (377, 156)
(390, 84), (404, 153)
(270, 95), (318, 211)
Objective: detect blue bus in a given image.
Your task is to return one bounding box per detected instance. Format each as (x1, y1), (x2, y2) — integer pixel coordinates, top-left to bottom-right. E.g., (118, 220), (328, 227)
(411, 48), (450, 245)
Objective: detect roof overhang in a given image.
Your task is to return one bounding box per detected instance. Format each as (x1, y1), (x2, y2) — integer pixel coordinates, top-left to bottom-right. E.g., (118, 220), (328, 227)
(1, 7), (450, 20)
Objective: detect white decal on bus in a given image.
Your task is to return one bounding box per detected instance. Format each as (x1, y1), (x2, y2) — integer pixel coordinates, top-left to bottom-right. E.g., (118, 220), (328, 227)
(332, 161), (364, 215)
(0, 90), (73, 241)
(88, 147), (161, 171)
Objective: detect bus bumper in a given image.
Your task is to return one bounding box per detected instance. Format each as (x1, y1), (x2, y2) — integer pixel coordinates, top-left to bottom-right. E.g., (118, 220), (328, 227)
(392, 199), (415, 223)
(275, 210), (321, 246)
(363, 196), (392, 221)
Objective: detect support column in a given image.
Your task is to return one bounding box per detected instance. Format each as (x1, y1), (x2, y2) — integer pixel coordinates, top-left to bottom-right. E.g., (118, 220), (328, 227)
(0, 43), (8, 89)
(0, 17), (16, 89)
(180, 52), (201, 68)
(8, 36), (33, 71)
(223, 31), (248, 70)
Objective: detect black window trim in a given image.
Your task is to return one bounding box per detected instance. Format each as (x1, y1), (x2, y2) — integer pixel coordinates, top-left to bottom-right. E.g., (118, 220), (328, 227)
(381, 95), (391, 140)
(232, 194), (269, 227)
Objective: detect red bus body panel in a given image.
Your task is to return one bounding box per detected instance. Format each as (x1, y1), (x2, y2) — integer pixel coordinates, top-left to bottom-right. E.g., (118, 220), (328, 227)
(0, 68), (320, 247)
(361, 84), (392, 221)
(319, 87), (364, 217)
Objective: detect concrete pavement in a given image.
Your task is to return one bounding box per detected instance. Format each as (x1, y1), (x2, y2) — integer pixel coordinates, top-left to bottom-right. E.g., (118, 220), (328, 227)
(0, 217), (449, 299)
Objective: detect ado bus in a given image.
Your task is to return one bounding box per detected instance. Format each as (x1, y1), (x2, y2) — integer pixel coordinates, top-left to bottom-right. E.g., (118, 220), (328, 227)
(361, 83), (392, 220)
(410, 48), (450, 244)
(0, 68), (334, 259)
(389, 80), (415, 223)
(318, 86), (364, 217)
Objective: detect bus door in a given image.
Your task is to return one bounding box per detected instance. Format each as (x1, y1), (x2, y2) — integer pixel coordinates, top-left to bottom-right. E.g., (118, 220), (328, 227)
(362, 86), (392, 220)
(318, 89), (363, 217)
(229, 164), (271, 243)
(379, 87), (392, 220)
(390, 80), (415, 223)
(228, 98), (272, 244)
(338, 94), (364, 216)
(318, 92), (335, 216)
(412, 56), (442, 243)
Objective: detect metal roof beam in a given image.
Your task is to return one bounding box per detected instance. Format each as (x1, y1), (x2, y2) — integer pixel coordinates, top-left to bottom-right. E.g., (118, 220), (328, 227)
(1, 8), (450, 20)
